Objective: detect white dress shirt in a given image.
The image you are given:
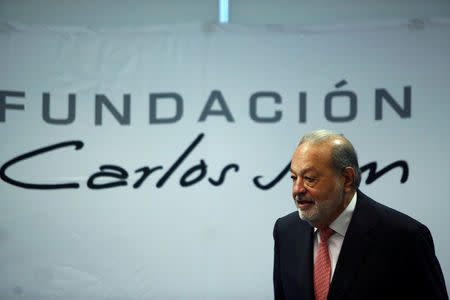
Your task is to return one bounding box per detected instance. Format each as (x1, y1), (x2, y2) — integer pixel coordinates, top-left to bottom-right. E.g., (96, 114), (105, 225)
(313, 192), (357, 280)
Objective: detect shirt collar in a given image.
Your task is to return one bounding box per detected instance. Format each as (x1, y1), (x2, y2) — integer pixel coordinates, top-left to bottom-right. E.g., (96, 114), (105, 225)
(314, 191), (357, 237)
(328, 192), (357, 237)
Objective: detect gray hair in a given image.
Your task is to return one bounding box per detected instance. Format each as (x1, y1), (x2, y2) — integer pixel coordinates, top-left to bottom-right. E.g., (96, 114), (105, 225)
(298, 129), (362, 188)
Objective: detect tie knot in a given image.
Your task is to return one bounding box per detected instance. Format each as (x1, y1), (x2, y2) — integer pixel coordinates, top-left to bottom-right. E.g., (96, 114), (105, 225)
(319, 227), (334, 243)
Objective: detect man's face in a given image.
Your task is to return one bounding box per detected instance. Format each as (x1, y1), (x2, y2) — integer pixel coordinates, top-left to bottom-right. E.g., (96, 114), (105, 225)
(290, 141), (347, 228)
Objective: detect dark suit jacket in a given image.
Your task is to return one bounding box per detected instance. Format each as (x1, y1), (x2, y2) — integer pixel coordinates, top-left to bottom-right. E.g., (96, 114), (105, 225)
(273, 190), (448, 300)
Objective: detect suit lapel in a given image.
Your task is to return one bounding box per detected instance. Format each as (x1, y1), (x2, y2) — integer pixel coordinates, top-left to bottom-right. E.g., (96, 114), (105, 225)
(289, 218), (315, 299)
(327, 191), (379, 299)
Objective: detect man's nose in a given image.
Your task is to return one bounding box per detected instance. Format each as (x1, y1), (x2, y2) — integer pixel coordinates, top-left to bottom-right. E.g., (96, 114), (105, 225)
(293, 178), (306, 194)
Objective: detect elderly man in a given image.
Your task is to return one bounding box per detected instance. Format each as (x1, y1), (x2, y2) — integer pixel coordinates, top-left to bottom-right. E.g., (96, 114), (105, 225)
(273, 129), (448, 300)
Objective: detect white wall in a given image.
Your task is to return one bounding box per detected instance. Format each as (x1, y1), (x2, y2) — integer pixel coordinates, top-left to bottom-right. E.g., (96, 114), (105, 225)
(0, 0), (449, 26)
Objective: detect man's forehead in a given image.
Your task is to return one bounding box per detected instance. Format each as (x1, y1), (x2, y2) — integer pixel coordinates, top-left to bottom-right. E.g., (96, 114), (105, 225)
(289, 165), (316, 174)
(294, 141), (332, 157)
(292, 143), (333, 170)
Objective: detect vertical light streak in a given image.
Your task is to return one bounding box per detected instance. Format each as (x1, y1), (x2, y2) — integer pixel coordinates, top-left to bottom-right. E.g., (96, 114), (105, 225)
(219, 0), (229, 23)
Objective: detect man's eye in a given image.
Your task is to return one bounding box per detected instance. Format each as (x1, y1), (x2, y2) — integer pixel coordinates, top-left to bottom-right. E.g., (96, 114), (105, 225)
(290, 175), (296, 181)
(304, 176), (314, 182)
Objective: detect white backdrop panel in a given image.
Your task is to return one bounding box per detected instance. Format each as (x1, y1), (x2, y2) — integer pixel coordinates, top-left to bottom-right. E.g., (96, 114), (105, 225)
(0, 20), (449, 299)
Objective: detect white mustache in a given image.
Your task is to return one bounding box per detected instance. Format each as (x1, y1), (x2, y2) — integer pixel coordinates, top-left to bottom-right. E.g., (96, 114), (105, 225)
(295, 194), (314, 203)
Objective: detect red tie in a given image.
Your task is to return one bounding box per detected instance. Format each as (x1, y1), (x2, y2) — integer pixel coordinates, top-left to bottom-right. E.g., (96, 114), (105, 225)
(314, 227), (334, 300)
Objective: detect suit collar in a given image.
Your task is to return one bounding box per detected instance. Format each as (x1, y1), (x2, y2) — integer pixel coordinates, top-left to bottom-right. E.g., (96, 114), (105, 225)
(328, 190), (379, 299)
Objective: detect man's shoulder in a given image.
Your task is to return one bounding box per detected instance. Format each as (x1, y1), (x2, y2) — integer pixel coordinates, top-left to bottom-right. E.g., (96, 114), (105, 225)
(357, 190), (427, 234)
(274, 211), (311, 233)
(277, 211), (299, 222)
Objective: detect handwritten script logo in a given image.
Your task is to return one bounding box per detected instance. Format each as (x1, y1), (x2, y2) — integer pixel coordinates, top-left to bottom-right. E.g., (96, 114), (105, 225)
(0, 133), (409, 191)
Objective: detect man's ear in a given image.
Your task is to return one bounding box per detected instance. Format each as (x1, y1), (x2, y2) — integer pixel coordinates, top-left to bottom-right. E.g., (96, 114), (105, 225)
(342, 167), (355, 192)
